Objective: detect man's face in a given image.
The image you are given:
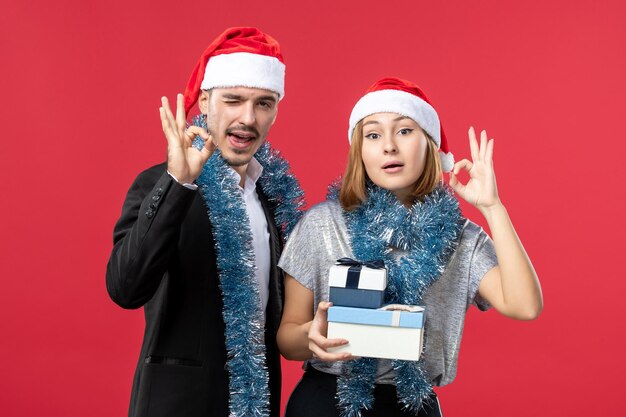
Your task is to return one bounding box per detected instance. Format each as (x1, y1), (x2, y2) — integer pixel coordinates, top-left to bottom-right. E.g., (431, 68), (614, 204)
(198, 87), (279, 168)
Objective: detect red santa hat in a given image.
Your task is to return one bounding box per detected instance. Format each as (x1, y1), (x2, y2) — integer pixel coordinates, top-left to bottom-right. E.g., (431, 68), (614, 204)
(348, 77), (454, 172)
(184, 27), (285, 114)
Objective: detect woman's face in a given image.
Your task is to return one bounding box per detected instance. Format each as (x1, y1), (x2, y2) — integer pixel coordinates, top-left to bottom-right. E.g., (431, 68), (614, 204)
(360, 112), (429, 203)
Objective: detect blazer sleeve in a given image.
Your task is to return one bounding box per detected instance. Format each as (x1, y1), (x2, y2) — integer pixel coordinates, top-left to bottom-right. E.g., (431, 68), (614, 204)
(106, 166), (197, 309)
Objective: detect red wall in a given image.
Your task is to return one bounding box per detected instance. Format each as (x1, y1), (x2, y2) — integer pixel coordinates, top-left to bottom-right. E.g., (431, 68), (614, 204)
(1, 1), (625, 415)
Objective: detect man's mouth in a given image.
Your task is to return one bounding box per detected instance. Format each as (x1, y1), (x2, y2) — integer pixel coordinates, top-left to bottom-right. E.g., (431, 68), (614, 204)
(227, 130), (257, 150)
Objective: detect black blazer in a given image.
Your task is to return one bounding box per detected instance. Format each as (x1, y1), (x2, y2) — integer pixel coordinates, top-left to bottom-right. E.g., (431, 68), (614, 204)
(106, 163), (284, 417)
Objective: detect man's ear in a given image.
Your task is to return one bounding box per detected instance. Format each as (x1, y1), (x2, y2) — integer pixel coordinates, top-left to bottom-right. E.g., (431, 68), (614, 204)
(198, 90), (210, 114)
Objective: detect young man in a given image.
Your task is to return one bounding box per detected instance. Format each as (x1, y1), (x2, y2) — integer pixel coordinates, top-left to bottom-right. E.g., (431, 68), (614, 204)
(106, 27), (303, 417)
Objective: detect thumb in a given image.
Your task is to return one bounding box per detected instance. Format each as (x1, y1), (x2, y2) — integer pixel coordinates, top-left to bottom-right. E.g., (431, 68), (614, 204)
(449, 172), (464, 194)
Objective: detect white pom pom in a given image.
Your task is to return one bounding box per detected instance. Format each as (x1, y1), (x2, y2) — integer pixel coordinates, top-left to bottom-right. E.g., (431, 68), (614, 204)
(439, 151), (454, 172)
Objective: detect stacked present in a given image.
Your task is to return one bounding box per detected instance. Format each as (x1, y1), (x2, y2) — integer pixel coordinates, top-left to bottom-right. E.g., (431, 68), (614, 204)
(326, 258), (425, 361)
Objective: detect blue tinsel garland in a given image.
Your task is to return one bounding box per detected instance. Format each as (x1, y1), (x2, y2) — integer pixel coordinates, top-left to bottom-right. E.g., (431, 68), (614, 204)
(329, 183), (463, 417)
(192, 115), (304, 417)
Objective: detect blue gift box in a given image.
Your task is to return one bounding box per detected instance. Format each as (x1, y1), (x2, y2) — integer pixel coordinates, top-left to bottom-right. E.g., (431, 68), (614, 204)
(328, 259), (387, 309)
(327, 306), (424, 328)
(327, 305), (425, 361)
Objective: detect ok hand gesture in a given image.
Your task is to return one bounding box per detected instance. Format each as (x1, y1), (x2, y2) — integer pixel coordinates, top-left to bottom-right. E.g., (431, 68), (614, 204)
(449, 127), (501, 213)
(160, 94), (215, 184)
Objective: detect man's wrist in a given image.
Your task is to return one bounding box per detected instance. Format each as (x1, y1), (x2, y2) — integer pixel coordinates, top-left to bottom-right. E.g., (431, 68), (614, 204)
(167, 170), (198, 190)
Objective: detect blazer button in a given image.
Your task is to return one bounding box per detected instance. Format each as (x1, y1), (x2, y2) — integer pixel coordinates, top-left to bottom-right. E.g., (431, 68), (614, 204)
(146, 209), (154, 219)
(149, 202), (157, 210)
(156, 187), (164, 196)
(152, 194), (161, 202)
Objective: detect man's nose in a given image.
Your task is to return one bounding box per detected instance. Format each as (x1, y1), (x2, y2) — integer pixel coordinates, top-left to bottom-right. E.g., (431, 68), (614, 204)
(238, 102), (256, 125)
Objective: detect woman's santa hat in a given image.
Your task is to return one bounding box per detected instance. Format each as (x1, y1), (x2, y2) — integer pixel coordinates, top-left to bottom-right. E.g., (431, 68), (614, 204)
(348, 77), (454, 172)
(184, 27), (285, 114)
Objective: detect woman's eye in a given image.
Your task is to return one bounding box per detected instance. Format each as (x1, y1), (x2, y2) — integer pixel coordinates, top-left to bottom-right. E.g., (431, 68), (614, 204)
(399, 128), (413, 135)
(365, 133), (380, 140)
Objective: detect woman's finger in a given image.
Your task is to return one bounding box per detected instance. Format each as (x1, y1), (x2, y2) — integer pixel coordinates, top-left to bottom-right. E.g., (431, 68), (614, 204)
(468, 127), (479, 162)
(448, 172), (465, 194)
(310, 332), (348, 349)
(479, 130), (488, 161)
(485, 138), (494, 163)
(308, 341), (352, 362)
(453, 159), (473, 175)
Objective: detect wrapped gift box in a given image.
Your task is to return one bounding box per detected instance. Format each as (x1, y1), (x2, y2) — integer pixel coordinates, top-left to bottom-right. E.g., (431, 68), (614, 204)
(326, 305), (425, 361)
(328, 260), (387, 309)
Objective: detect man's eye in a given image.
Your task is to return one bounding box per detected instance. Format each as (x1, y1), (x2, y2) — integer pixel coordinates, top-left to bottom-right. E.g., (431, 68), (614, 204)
(399, 128), (413, 135)
(259, 101), (272, 108)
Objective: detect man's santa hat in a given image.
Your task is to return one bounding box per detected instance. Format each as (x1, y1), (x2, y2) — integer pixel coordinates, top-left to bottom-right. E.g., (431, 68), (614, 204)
(348, 77), (454, 172)
(184, 27), (285, 114)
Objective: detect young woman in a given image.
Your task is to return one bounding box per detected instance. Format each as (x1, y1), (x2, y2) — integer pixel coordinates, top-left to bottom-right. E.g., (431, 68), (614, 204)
(277, 77), (543, 417)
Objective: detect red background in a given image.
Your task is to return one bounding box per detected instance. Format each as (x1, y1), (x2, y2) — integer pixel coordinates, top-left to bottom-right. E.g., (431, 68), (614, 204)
(1, 0), (625, 415)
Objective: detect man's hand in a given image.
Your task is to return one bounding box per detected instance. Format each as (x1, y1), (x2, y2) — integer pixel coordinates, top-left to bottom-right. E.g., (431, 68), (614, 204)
(160, 93), (215, 184)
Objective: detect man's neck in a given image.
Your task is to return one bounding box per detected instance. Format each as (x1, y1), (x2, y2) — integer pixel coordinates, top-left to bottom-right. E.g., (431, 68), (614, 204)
(231, 164), (248, 188)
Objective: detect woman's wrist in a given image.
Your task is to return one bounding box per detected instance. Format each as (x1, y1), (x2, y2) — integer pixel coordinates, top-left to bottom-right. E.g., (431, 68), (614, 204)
(478, 200), (506, 222)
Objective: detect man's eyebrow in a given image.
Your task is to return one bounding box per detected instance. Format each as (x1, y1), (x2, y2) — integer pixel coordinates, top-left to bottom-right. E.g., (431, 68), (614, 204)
(222, 93), (245, 100)
(257, 95), (277, 103)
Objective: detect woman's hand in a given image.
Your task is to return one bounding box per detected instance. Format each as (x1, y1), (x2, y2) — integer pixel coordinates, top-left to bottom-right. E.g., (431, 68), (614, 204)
(160, 94), (215, 184)
(449, 127), (501, 214)
(308, 302), (353, 362)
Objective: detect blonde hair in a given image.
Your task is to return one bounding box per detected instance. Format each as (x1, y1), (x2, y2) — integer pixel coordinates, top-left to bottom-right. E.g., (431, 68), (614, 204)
(339, 120), (443, 211)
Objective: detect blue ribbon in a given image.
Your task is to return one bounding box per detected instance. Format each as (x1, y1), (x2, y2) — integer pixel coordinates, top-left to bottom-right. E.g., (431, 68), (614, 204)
(336, 258), (385, 289)
(336, 257), (385, 269)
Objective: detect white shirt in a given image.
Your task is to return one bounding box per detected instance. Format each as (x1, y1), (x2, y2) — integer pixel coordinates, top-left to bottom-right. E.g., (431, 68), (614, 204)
(226, 158), (271, 321)
(169, 160), (271, 322)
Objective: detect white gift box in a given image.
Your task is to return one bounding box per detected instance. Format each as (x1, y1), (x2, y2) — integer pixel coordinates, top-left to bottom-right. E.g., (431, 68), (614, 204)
(328, 261), (387, 309)
(327, 305), (425, 361)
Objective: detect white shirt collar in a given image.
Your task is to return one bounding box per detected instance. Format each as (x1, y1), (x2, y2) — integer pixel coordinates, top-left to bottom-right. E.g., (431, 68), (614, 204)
(228, 157), (264, 196)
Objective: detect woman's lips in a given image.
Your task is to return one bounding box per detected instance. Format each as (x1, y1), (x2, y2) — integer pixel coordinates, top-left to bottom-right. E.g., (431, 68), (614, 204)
(382, 162), (404, 174)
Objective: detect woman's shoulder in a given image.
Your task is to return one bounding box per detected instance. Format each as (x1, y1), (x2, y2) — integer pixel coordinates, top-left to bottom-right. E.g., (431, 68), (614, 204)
(460, 218), (488, 240)
(301, 199), (343, 223)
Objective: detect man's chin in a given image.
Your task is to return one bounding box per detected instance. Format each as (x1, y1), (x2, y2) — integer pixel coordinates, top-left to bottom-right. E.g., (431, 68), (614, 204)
(222, 151), (253, 167)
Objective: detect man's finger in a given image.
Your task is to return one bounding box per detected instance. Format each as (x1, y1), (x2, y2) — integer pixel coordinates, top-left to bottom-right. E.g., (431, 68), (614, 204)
(185, 126), (210, 139)
(161, 96), (177, 129)
(160, 107), (177, 142)
(176, 93), (186, 134)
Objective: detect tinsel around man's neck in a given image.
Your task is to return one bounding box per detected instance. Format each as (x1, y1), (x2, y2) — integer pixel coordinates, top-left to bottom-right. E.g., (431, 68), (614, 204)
(191, 113), (305, 417)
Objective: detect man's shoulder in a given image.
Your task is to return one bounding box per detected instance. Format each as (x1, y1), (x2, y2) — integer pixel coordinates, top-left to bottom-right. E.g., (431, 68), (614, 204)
(136, 162), (167, 181)
(129, 162), (167, 189)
